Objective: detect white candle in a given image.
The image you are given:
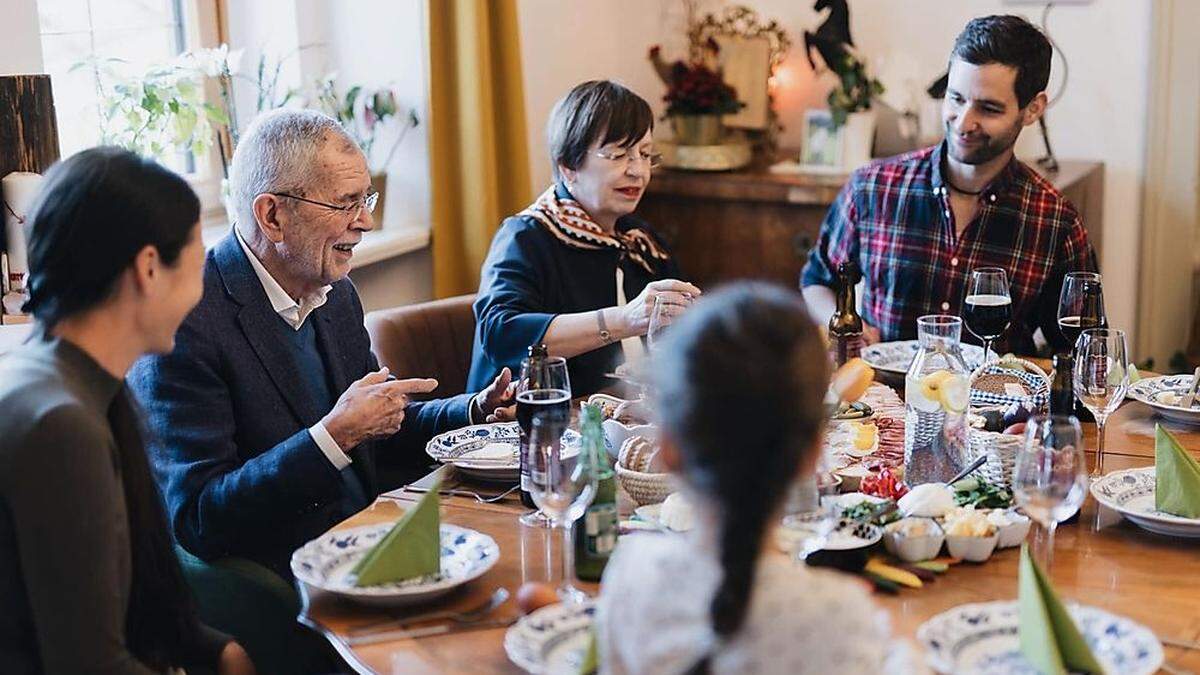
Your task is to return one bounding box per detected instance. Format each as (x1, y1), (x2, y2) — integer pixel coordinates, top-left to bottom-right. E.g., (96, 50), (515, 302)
(2, 172), (43, 292)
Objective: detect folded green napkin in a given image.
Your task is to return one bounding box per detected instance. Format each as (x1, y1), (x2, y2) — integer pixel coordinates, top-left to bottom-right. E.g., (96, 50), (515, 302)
(351, 480), (442, 586)
(577, 628), (598, 675)
(1128, 364), (1143, 383)
(1018, 544), (1103, 675)
(1155, 424), (1200, 518)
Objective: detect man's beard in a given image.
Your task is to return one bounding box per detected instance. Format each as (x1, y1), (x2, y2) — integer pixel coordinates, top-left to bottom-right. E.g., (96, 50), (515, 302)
(945, 115), (1023, 165)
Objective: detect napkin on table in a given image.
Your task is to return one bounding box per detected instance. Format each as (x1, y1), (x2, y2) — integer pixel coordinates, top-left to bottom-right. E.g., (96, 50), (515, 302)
(1018, 544), (1104, 675)
(1155, 424), (1200, 519)
(351, 479), (442, 586)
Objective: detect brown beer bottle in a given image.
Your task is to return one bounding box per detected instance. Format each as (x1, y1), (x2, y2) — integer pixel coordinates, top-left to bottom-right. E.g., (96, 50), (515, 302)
(829, 260), (865, 367)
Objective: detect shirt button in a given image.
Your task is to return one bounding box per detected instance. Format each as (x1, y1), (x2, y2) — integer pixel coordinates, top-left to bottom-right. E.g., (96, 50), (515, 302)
(989, 194), (997, 202)
(951, 257), (959, 267)
(941, 302), (950, 311)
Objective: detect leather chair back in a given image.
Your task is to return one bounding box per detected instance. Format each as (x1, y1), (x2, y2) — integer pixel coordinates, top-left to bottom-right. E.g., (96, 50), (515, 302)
(365, 294), (477, 400)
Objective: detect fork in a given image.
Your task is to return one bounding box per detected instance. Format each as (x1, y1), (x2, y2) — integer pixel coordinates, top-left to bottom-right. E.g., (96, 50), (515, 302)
(346, 587), (510, 640)
(1181, 367), (1200, 409)
(405, 484), (519, 504)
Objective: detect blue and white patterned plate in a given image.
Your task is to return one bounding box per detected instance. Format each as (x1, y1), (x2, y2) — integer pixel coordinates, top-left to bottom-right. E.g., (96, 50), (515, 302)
(425, 422), (582, 482)
(1090, 467), (1200, 538)
(290, 523), (499, 606)
(1128, 374), (1200, 426)
(504, 601), (595, 674)
(862, 340), (986, 375)
(918, 601), (1163, 675)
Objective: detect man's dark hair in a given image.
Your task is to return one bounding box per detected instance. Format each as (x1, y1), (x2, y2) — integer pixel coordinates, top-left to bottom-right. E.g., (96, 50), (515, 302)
(950, 15), (1052, 108)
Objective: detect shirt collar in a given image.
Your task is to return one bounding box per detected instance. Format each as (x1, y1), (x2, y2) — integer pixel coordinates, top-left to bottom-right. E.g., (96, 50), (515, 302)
(234, 227), (331, 330)
(930, 139), (1020, 201)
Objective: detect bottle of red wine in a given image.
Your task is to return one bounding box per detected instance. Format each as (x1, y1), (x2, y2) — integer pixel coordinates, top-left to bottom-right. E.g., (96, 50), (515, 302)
(517, 343), (549, 508)
(828, 260), (864, 367)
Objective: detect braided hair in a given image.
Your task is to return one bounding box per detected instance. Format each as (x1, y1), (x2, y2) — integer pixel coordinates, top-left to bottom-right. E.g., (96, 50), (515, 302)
(650, 283), (829, 672)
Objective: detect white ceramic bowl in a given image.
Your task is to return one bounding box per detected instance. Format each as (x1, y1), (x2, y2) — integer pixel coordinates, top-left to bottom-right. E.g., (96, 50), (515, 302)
(882, 518), (945, 562)
(945, 532), (999, 562)
(993, 512), (1032, 548)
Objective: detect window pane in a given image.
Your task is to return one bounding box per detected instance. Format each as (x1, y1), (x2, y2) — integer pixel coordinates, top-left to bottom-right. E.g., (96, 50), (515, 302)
(36, 0), (186, 162)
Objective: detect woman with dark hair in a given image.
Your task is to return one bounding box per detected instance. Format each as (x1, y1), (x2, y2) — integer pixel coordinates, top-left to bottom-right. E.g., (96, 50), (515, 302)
(0, 147), (254, 674)
(596, 283), (916, 674)
(468, 80), (700, 396)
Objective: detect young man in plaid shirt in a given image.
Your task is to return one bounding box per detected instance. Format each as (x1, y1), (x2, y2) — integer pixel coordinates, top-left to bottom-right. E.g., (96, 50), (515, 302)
(802, 15), (1098, 355)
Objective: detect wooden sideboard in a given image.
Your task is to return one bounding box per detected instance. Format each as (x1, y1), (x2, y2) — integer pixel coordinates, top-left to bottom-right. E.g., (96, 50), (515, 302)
(637, 155), (1104, 289)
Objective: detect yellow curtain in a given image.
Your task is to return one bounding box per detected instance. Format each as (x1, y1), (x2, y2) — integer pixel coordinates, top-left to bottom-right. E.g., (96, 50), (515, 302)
(426, 0), (531, 298)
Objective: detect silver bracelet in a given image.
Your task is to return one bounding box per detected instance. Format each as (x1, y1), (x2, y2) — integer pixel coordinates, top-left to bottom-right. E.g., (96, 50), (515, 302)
(596, 309), (614, 344)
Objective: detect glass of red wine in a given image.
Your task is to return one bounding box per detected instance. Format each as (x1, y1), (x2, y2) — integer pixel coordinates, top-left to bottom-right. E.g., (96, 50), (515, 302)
(1057, 272), (1106, 351)
(964, 267), (1012, 363)
(516, 355), (572, 527)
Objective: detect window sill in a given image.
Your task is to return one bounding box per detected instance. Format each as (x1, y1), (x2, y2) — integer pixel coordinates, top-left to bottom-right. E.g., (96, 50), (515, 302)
(201, 224), (431, 268)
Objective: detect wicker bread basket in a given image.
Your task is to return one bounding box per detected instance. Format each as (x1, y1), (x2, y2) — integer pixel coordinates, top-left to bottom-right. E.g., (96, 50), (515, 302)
(965, 429), (1024, 491)
(968, 357), (1051, 411)
(615, 464), (674, 506)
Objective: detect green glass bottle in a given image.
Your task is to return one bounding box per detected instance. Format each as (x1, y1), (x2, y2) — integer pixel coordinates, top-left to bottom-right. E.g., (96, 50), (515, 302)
(574, 403), (617, 582)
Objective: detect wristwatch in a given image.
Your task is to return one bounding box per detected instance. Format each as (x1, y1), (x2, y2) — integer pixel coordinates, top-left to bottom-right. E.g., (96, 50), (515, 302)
(596, 309), (614, 344)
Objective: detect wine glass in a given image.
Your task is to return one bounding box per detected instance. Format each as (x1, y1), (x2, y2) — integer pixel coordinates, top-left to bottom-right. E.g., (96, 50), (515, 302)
(782, 447), (840, 563)
(1057, 272), (1106, 351)
(963, 267), (1011, 362)
(517, 355), (572, 527)
(646, 294), (670, 352)
(1013, 414), (1088, 572)
(1073, 328), (1129, 478)
(525, 413), (597, 605)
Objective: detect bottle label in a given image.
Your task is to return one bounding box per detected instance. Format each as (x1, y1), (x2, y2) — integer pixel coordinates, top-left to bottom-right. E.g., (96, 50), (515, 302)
(831, 333), (864, 366)
(583, 503), (618, 555)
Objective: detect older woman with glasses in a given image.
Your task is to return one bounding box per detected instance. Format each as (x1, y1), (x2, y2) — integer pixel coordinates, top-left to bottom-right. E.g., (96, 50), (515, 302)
(468, 80), (700, 396)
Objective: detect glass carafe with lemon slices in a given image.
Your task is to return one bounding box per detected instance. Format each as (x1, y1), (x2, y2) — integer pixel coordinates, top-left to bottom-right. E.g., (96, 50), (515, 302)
(904, 315), (971, 485)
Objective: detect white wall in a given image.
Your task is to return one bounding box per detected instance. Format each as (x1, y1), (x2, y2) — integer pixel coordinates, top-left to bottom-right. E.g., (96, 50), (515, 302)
(224, 0), (435, 310)
(517, 0), (1150, 351)
(0, 0), (43, 75)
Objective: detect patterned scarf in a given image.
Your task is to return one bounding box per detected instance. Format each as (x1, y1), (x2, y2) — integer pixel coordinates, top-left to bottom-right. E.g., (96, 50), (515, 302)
(520, 185), (670, 274)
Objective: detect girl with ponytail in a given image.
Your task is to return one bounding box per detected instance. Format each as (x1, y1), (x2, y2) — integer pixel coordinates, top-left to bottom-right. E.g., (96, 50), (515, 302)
(596, 283), (918, 674)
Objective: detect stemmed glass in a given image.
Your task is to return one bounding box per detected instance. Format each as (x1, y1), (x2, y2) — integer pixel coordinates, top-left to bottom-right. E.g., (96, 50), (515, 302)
(517, 355), (572, 527)
(1074, 328), (1129, 478)
(1013, 414), (1089, 572)
(1057, 272), (1106, 351)
(525, 413), (597, 604)
(647, 294), (670, 352)
(963, 267), (1012, 362)
(782, 447), (840, 563)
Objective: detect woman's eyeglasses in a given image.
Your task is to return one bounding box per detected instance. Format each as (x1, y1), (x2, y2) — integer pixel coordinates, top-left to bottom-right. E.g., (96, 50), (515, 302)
(595, 148), (662, 170)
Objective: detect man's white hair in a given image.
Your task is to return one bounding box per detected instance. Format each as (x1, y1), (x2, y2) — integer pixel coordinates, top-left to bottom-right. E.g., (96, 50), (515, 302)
(229, 108), (358, 238)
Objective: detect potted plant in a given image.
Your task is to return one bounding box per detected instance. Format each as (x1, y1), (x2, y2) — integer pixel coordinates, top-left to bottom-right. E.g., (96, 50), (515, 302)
(649, 43), (744, 146)
(316, 76), (418, 227)
(802, 0), (884, 169)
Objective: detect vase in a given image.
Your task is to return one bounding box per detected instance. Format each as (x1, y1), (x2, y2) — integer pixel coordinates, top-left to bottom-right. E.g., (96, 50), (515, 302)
(841, 110), (877, 171)
(670, 114), (723, 146)
(370, 172), (388, 227)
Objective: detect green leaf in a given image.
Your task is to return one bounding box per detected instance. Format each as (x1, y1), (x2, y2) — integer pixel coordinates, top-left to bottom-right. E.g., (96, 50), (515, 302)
(202, 102), (230, 125)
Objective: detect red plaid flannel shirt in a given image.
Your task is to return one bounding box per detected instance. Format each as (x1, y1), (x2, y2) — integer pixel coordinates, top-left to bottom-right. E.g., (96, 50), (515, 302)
(802, 142), (1098, 354)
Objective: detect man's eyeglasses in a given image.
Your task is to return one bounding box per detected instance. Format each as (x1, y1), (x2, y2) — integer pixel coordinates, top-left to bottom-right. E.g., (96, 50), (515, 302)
(269, 190), (379, 221)
(595, 148), (662, 170)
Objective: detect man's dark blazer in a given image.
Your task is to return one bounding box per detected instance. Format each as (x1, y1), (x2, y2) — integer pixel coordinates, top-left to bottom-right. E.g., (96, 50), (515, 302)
(128, 233), (470, 577)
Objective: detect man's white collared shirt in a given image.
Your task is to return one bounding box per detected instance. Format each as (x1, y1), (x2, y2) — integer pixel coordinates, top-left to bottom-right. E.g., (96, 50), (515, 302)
(234, 229), (350, 469)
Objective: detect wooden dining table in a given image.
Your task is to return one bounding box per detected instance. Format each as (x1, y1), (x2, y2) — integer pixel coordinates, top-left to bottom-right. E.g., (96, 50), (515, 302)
(298, 398), (1200, 674)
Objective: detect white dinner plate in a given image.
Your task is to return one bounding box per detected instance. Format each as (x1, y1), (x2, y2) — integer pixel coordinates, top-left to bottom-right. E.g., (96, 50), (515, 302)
(425, 422), (581, 482)
(504, 601), (595, 674)
(862, 340), (986, 376)
(1128, 374), (1200, 426)
(1090, 467), (1200, 538)
(918, 600), (1162, 675)
(290, 523), (499, 606)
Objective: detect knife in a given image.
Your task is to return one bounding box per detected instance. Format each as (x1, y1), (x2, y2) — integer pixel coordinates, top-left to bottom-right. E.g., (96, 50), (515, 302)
(346, 617), (518, 646)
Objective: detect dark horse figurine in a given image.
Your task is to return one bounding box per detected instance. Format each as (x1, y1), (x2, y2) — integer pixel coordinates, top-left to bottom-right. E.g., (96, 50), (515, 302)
(803, 0), (853, 72)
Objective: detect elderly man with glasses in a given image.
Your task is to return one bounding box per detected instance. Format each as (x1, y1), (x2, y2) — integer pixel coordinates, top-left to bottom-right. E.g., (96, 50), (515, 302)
(129, 109), (515, 579)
